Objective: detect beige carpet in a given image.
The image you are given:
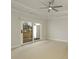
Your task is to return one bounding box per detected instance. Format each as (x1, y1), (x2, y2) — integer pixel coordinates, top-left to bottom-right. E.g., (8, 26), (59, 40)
(11, 40), (68, 59)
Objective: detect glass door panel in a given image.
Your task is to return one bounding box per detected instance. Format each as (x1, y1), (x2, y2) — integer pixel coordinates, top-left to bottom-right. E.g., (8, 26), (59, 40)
(22, 22), (33, 43)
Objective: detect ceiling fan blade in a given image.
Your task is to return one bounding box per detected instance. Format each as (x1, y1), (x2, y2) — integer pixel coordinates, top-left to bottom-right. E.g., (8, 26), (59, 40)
(40, 7), (48, 9)
(40, 1), (48, 6)
(53, 5), (63, 8)
(52, 8), (58, 12)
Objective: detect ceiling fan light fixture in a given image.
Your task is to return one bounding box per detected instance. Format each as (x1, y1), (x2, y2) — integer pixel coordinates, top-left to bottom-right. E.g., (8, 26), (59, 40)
(49, 7), (52, 10)
(40, 0), (63, 12)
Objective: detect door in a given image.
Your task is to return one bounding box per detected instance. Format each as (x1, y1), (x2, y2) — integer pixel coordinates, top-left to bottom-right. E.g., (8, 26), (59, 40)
(22, 22), (33, 43)
(21, 22), (41, 43)
(33, 23), (40, 40)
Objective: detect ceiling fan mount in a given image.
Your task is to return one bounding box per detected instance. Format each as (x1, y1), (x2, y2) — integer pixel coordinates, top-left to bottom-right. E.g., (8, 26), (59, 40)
(40, 0), (63, 12)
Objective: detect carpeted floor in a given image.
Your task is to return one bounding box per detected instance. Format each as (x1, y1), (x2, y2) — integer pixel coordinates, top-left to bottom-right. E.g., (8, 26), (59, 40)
(11, 40), (68, 59)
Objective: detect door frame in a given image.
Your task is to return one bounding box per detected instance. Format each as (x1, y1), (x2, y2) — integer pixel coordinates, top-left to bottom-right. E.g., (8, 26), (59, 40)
(20, 21), (41, 45)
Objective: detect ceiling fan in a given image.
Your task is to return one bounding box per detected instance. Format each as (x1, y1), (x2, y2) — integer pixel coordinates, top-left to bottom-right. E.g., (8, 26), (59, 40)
(40, 0), (63, 12)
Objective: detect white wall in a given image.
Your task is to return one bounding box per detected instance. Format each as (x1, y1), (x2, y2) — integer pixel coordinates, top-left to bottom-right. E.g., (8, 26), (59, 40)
(47, 14), (68, 42)
(12, 7), (68, 48)
(11, 9), (47, 48)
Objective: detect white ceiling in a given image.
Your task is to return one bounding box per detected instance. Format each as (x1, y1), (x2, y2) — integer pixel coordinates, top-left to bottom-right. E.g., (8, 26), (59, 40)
(12, 0), (68, 17)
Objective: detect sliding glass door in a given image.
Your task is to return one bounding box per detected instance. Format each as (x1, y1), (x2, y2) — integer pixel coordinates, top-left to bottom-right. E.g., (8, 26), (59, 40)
(22, 22), (33, 43)
(21, 22), (40, 44)
(33, 23), (40, 40)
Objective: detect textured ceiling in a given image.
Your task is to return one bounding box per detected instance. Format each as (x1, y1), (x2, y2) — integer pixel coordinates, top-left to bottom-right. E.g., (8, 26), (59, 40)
(12, 0), (68, 16)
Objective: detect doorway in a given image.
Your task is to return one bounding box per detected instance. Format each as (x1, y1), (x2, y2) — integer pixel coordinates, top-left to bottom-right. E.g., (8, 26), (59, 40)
(21, 22), (33, 43)
(33, 23), (40, 40)
(21, 22), (40, 44)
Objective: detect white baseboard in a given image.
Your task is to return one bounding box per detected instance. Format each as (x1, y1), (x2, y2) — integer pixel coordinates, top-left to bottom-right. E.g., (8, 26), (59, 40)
(48, 39), (68, 43)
